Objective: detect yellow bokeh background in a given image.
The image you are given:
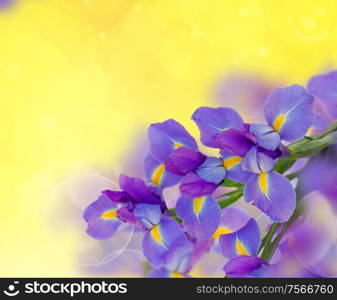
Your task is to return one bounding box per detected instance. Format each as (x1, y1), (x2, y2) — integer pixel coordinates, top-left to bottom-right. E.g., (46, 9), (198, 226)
(1, 0), (337, 276)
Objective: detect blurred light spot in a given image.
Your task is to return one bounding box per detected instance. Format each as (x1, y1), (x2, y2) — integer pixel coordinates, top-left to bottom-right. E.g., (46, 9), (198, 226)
(239, 8), (248, 16)
(301, 18), (316, 30)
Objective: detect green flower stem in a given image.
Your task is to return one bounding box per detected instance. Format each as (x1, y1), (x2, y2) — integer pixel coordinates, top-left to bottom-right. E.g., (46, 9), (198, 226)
(287, 121), (337, 159)
(258, 223), (280, 254)
(260, 201), (302, 261)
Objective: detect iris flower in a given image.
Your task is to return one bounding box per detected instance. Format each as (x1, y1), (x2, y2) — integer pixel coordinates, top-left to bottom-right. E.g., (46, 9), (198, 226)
(192, 84), (313, 222)
(220, 218), (272, 278)
(83, 174), (165, 239)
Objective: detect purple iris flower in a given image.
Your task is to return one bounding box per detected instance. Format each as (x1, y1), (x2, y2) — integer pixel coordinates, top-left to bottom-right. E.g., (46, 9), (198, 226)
(219, 218), (273, 278)
(258, 84), (314, 146)
(243, 147), (296, 222)
(308, 70), (337, 120)
(133, 203), (190, 267)
(148, 119), (198, 162)
(83, 174), (166, 239)
(176, 195), (220, 242)
(201, 85), (313, 152)
(146, 119), (206, 187)
(197, 85), (312, 222)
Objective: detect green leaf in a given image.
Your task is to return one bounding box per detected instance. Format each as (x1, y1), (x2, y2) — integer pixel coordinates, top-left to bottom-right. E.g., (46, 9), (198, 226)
(221, 178), (243, 188)
(218, 190), (243, 209)
(216, 188), (243, 199)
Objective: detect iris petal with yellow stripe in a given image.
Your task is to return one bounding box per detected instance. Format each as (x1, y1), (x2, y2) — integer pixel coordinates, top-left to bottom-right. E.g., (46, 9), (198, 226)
(264, 84), (314, 142)
(244, 171), (296, 223)
(144, 153), (181, 188)
(220, 152), (252, 184)
(83, 194), (121, 240)
(176, 195), (220, 241)
(142, 218), (189, 267)
(219, 218), (260, 259)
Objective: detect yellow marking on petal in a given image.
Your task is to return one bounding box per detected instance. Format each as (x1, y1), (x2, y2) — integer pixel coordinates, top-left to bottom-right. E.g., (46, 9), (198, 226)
(193, 196), (205, 216)
(151, 225), (163, 244)
(152, 164), (165, 186)
(101, 209), (117, 220)
(273, 115), (286, 132)
(236, 239), (249, 256)
(306, 127), (313, 136)
(223, 156), (242, 169)
(259, 172), (268, 195)
(174, 142), (182, 149)
(171, 271), (184, 278)
(212, 227), (232, 240)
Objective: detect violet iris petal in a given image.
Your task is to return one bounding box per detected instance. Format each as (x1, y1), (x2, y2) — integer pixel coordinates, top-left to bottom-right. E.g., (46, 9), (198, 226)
(215, 129), (255, 156)
(224, 255), (269, 278)
(307, 70), (337, 120)
(195, 156), (227, 184)
(219, 218), (261, 258)
(305, 113), (329, 136)
(212, 207), (251, 253)
(179, 172), (218, 198)
(144, 153), (181, 188)
(142, 218), (188, 267)
(176, 195), (220, 242)
(133, 204), (162, 229)
(101, 190), (132, 204)
(83, 194), (121, 240)
(257, 146), (282, 160)
(249, 123), (281, 151)
(119, 174), (163, 207)
(192, 106), (244, 148)
(264, 84), (314, 142)
(148, 267), (171, 278)
(149, 238), (194, 277)
(244, 171), (296, 222)
(116, 206), (139, 226)
(241, 146), (275, 174)
(215, 207), (250, 238)
(148, 119), (198, 162)
(165, 147), (206, 176)
(220, 152), (252, 183)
